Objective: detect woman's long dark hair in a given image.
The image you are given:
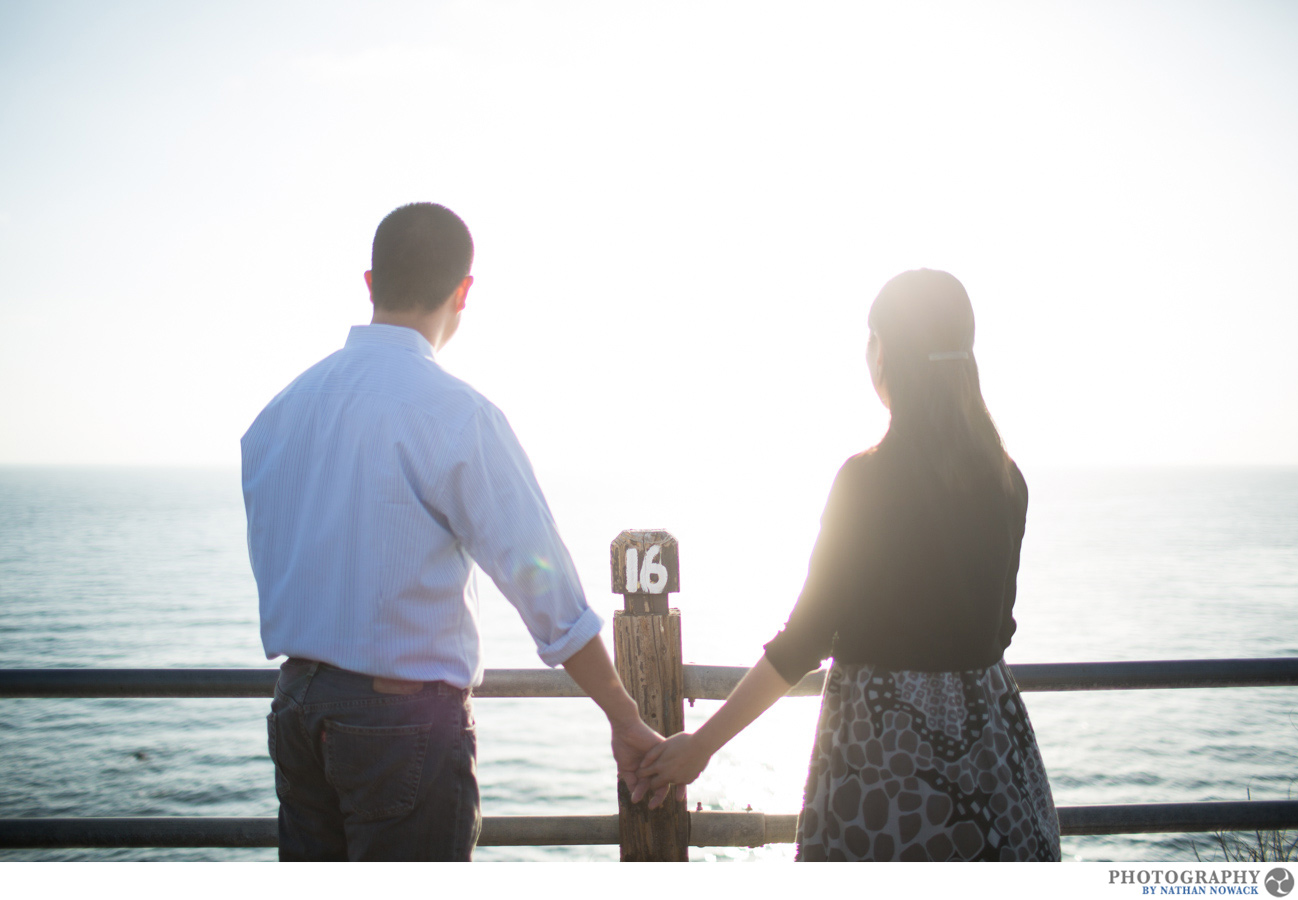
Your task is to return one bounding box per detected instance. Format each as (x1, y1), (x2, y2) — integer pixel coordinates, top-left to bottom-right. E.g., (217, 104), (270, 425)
(868, 269), (1012, 493)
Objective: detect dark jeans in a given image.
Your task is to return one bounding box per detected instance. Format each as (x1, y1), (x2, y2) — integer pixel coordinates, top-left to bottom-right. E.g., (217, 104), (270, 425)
(267, 658), (480, 861)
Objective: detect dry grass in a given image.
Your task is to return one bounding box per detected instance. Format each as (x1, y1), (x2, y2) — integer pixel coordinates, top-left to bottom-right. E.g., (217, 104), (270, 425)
(1193, 828), (1298, 863)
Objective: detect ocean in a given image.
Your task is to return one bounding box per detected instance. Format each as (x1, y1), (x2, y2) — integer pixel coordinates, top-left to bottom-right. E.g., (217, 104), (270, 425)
(0, 465), (1294, 862)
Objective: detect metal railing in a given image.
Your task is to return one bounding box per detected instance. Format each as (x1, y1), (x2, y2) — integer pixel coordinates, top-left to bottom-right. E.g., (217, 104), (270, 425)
(2, 658), (1297, 851)
(5, 802), (1298, 849)
(5, 657), (1297, 700)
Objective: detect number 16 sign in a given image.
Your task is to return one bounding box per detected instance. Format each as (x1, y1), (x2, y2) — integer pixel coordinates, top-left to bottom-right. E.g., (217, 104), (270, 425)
(610, 530), (679, 615)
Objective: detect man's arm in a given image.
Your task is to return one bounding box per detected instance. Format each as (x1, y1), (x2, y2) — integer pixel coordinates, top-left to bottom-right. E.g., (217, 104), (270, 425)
(436, 404), (605, 667)
(561, 635), (664, 798)
(435, 404), (662, 793)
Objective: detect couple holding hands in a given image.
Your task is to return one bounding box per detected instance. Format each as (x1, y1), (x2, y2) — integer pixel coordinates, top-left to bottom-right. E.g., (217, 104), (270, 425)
(242, 202), (1060, 862)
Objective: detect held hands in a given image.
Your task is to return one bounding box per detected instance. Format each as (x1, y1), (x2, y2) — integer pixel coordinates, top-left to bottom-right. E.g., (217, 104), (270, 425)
(562, 636), (678, 804)
(613, 655), (789, 809)
(610, 714), (667, 804)
(635, 731), (712, 809)
(611, 715), (690, 808)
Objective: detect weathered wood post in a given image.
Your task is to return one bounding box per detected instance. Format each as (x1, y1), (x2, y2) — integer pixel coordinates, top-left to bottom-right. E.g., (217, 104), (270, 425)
(611, 529), (689, 861)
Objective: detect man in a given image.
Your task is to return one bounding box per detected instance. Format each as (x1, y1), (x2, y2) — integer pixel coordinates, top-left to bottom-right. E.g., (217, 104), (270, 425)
(242, 202), (661, 861)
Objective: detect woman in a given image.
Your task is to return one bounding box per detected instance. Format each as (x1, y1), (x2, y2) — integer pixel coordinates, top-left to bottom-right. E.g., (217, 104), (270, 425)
(636, 269), (1061, 861)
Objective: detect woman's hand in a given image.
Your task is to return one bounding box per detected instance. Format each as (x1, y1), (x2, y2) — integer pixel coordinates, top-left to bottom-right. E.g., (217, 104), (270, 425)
(636, 731), (713, 808)
(634, 655), (795, 808)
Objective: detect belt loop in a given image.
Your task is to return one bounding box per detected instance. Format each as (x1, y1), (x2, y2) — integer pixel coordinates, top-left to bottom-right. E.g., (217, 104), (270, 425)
(283, 659), (320, 704)
(299, 661), (321, 704)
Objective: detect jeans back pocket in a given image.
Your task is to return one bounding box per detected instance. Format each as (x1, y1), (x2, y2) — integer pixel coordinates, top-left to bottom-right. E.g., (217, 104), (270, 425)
(322, 719), (434, 822)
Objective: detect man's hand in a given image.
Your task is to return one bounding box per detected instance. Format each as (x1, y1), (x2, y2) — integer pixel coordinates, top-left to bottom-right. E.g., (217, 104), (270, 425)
(610, 713), (665, 803)
(635, 731), (712, 808)
(559, 636), (679, 805)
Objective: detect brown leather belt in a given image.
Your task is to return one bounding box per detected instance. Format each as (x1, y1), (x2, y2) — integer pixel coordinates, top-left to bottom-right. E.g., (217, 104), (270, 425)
(286, 657), (460, 697)
(371, 676), (423, 695)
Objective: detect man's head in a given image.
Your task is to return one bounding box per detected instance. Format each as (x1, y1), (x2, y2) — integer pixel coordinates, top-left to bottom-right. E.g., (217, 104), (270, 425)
(368, 203), (474, 312)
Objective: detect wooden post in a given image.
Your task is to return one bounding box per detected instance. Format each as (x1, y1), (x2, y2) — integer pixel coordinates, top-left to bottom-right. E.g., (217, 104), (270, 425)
(611, 529), (689, 862)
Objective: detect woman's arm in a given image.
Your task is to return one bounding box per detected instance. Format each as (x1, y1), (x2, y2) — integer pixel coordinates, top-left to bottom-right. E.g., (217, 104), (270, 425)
(634, 459), (870, 806)
(634, 654), (793, 807)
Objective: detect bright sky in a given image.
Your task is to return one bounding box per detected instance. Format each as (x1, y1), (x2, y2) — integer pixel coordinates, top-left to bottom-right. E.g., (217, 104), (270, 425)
(2, 0), (1296, 496)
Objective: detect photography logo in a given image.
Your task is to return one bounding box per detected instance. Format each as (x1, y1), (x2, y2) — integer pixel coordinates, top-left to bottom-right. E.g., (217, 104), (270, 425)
(1266, 868), (1294, 899)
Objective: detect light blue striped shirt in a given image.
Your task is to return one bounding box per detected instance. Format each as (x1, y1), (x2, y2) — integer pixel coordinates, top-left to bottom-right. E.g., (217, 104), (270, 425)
(241, 324), (602, 687)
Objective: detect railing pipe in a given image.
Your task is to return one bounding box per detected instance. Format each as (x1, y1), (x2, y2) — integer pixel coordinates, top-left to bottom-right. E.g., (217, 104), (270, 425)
(2, 658), (1296, 700)
(3, 802), (1296, 850)
(1059, 801), (1298, 836)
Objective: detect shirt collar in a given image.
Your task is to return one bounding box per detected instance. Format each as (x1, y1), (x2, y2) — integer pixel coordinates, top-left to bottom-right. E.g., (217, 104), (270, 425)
(345, 324), (435, 361)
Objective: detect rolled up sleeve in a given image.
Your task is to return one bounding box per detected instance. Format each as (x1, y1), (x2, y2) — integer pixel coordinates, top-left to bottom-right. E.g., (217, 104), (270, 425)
(436, 403), (603, 667)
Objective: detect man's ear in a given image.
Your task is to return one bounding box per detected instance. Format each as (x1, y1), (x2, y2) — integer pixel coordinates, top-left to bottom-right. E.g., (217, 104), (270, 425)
(364, 270), (374, 304)
(454, 275), (473, 312)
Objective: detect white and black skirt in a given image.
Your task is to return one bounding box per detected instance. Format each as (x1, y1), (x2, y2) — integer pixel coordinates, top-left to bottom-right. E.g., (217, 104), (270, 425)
(796, 660), (1060, 861)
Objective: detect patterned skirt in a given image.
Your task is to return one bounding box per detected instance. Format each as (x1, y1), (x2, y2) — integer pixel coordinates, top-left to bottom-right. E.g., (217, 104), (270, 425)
(796, 660), (1060, 861)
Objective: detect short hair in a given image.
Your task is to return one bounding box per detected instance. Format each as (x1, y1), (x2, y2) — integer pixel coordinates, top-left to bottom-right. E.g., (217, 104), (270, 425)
(370, 203), (474, 312)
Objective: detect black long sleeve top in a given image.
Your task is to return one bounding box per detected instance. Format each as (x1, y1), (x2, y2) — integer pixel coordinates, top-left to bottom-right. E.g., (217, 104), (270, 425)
(762, 437), (1029, 683)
